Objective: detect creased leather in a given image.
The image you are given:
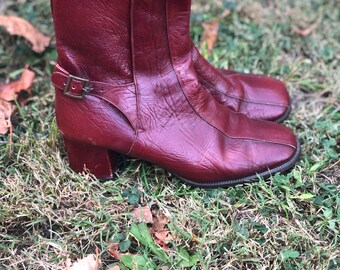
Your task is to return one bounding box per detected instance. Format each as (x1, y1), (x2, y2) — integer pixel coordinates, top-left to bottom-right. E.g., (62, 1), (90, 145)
(192, 46), (290, 121)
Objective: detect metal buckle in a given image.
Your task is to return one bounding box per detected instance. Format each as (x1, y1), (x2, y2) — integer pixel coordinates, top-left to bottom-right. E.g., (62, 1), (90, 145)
(63, 75), (93, 99)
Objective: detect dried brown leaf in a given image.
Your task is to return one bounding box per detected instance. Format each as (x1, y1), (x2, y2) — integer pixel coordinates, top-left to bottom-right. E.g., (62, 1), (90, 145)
(201, 20), (220, 54)
(0, 15), (50, 53)
(0, 67), (35, 101)
(200, 10), (231, 54)
(108, 243), (121, 261)
(150, 213), (173, 249)
(130, 206), (173, 251)
(0, 66), (35, 134)
(154, 230), (174, 244)
(66, 254), (101, 270)
(152, 213), (169, 232)
(132, 205), (153, 223)
(0, 100), (12, 134)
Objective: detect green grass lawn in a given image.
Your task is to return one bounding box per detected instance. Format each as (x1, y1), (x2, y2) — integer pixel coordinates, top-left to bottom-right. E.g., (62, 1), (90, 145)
(0, 0), (339, 269)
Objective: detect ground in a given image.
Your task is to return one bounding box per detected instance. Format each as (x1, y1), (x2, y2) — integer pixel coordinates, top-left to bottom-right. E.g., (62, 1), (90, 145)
(0, 0), (339, 269)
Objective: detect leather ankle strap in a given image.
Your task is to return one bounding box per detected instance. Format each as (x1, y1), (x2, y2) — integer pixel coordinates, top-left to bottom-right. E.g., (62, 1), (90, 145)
(51, 64), (133, 99)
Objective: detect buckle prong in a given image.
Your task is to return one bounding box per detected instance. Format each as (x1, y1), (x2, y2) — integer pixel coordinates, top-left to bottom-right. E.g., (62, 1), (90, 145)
(63, 75), (92, 99)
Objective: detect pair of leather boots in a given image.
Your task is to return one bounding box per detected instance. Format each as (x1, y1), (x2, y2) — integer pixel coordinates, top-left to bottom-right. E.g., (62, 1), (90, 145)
(50, 0), (300, 188)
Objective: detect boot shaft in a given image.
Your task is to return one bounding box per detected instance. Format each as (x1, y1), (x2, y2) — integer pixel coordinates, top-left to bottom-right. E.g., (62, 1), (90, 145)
(51, 0), (192, 81)
(51, 0), (133, 84)
(51, 0), (197, 128)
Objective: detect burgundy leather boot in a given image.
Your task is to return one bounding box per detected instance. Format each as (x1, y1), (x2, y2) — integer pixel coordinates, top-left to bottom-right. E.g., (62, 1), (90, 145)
(51, 0), (300, 188)
(192, 45), (291, 122)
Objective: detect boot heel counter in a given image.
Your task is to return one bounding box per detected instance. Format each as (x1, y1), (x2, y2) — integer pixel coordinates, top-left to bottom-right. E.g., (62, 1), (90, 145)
(54, 88), (135, 155)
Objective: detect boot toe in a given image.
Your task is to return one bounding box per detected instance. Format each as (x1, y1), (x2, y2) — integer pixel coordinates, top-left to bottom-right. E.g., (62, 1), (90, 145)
(238, 74), (290, 121)
(204, 122), (299, 187)
(219, 69), (291, 122)
(234, 123), (299, 184)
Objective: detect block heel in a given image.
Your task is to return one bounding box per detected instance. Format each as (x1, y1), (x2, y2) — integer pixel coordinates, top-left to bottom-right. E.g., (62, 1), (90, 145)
(63, 137), (117, 180)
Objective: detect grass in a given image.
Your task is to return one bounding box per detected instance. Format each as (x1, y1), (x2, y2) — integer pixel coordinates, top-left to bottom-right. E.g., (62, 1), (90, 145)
(0, 0), (339, 269)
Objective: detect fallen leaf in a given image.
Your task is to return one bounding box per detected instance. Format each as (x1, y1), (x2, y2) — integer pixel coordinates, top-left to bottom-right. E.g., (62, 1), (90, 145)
(191, 233), (203, 246)
(152, 213), (169, 232)
(132, 205), (153, 223)
(0, 66), (35, 135)
(150, 213), (173, 249)
(129, 206), (173, 252)
(201, 20), (220, 54)
(200, 10), (231, 54)
(154, 230), (173, 245)
(66, 254), (101, 270)
(0, 67), (35, 101)
(292, 15), (322, 36)
(0, 100), (12, 134)
(108, 242), (121, 261)
(0, 15), (50, 53)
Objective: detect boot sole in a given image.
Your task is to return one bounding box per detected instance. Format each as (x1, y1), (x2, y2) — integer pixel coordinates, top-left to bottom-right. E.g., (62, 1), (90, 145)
(274, 102), (291, 123)
(96, 139), (301, 188)
(67, 136), (300, 188)
(176, 139), (301, 188)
